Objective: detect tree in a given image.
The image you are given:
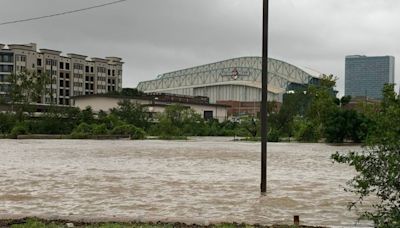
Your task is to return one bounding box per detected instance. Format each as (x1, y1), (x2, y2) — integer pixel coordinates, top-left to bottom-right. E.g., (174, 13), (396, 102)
(0, 113), (16, 135)
(110, 100), (150, 130)
(277, 90), (312, 137)
(8, 70), (52, 120)
(78, 106), (95, 125)
(107, 88), (144, 97)
(240, 116), (259, 138)
(120, 88), (144, 97)
(324, 109), (369, 143)
(332, 84), (400, 226)
(293, 116), (320, 142)
(155, 104), (204, 137)
(340, 95), (352, 106)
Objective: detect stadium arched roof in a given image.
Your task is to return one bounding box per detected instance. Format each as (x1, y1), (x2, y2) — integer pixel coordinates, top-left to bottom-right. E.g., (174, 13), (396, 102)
(137, 57), (322, 98)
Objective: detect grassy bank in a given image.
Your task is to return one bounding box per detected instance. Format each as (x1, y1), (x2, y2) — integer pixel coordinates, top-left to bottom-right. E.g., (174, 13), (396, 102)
(0, 218), (324, 228)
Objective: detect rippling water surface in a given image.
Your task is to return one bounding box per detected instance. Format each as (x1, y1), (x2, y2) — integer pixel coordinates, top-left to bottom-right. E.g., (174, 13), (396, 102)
(0, 138), (373, 227)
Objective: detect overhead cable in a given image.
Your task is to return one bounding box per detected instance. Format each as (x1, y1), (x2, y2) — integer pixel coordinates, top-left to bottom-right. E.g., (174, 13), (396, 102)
(0, 0), (128, 26)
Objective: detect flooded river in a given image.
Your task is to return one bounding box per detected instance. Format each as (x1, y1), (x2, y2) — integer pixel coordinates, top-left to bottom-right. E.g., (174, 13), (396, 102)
(0, 138), (372, 227)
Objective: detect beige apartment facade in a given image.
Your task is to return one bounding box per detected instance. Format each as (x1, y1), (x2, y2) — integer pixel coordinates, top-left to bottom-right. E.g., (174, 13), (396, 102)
(0, 43), (123, 106)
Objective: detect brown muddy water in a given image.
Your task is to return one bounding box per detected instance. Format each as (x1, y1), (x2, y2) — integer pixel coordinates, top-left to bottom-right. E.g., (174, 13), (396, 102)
(0, 138), (373, 227)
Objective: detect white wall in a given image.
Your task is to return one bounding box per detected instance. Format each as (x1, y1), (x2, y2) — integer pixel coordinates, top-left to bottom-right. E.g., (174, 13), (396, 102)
(73, 96), (228, 122)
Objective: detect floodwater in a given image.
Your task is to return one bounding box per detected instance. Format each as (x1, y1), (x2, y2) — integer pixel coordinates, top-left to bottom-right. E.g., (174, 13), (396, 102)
(0, 138), (373, 227)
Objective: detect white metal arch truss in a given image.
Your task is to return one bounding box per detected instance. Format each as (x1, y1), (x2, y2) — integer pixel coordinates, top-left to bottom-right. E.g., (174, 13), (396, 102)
(137, 57), (322, 102)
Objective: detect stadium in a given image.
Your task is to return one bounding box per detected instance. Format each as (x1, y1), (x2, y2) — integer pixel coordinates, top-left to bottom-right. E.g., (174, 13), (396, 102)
(137, 57), (323, 103)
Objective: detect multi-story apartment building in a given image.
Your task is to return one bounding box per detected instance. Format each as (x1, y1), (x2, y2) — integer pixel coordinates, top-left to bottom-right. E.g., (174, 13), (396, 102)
(345, 55), (395, 99)
(0, 44), (14, 100)
(0, 43), (123, 106)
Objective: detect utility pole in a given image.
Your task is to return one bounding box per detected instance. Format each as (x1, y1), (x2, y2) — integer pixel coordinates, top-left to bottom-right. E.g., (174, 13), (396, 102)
(261, 0), (269, 193)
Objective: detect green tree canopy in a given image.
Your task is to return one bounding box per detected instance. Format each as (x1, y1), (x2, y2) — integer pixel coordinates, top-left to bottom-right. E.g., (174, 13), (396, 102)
(332, 84), (400, 226)
(110, 100), (150, 130)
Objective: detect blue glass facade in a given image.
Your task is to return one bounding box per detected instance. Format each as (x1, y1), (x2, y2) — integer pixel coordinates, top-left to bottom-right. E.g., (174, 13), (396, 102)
(345, 55), (395, 99)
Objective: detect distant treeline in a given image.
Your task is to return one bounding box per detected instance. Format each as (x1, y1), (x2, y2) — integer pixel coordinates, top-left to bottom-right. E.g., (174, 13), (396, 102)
(0, 72), (390, 143)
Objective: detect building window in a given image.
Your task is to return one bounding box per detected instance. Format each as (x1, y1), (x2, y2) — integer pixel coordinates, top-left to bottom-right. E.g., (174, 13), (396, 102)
(45, 59), (57, 66)
(60, 62), (64, 69)
(2, 65), (13, 72)
(85, 66), (89, 73)
(1, 54), (13, 63)
(66, 63), (70, 70)
(37, 59), (42, 66)
(204, 111), (214, 120)
(108, 69), (111, 75)
(60, 80), (64, 87)
(74, 63), (83, 70)
(65, 81), (70, 88)
(66, 73), (70, 79)
(90, 67), (94, 73)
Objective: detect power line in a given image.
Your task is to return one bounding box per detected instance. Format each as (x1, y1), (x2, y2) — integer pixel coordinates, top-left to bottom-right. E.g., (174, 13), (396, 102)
(0, 0), (128, 26)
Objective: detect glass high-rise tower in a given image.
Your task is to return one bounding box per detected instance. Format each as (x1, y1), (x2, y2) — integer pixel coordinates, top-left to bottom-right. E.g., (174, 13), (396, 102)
(345, 55), (395, 99)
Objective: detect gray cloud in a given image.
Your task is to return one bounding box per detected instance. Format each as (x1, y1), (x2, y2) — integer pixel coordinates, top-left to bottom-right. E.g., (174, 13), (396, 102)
(1, 0), (399, 96)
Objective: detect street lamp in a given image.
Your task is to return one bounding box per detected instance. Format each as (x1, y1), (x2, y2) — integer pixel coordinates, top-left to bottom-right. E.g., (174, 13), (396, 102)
(261, 0), (269, 193)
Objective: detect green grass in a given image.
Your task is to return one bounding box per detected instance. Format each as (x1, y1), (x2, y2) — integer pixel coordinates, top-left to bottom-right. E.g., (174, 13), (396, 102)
(10, 219), (60, 228)
(3, 218), (324, 228)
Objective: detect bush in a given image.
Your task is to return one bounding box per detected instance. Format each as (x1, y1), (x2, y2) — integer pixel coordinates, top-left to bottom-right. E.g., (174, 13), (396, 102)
(0, 113), (16, 134)
(268, 128), (281, 142)
(73, 123), (93, 134)
(293, 117), (320, 142)
(10, 123), (29, 138)
(111, 124), (145, 139)
(69, 132), (90, 139)
(92, 124), (107, 135)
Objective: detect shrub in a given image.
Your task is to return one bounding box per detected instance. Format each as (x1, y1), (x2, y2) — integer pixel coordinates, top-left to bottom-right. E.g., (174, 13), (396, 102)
(69, 132), (90, 139)
(92, 124), (107, 135)
(10, 123), (29, 138)
(268, 128), (281, 142)
(73, 123), (93, 134)
(0, 113), (16, 134)
(293, 117), (320, 142)
(111, 124), (145, 139)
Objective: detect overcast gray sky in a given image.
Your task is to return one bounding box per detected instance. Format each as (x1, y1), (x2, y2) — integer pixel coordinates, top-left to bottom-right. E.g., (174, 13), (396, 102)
(1, 0), (400, 96)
